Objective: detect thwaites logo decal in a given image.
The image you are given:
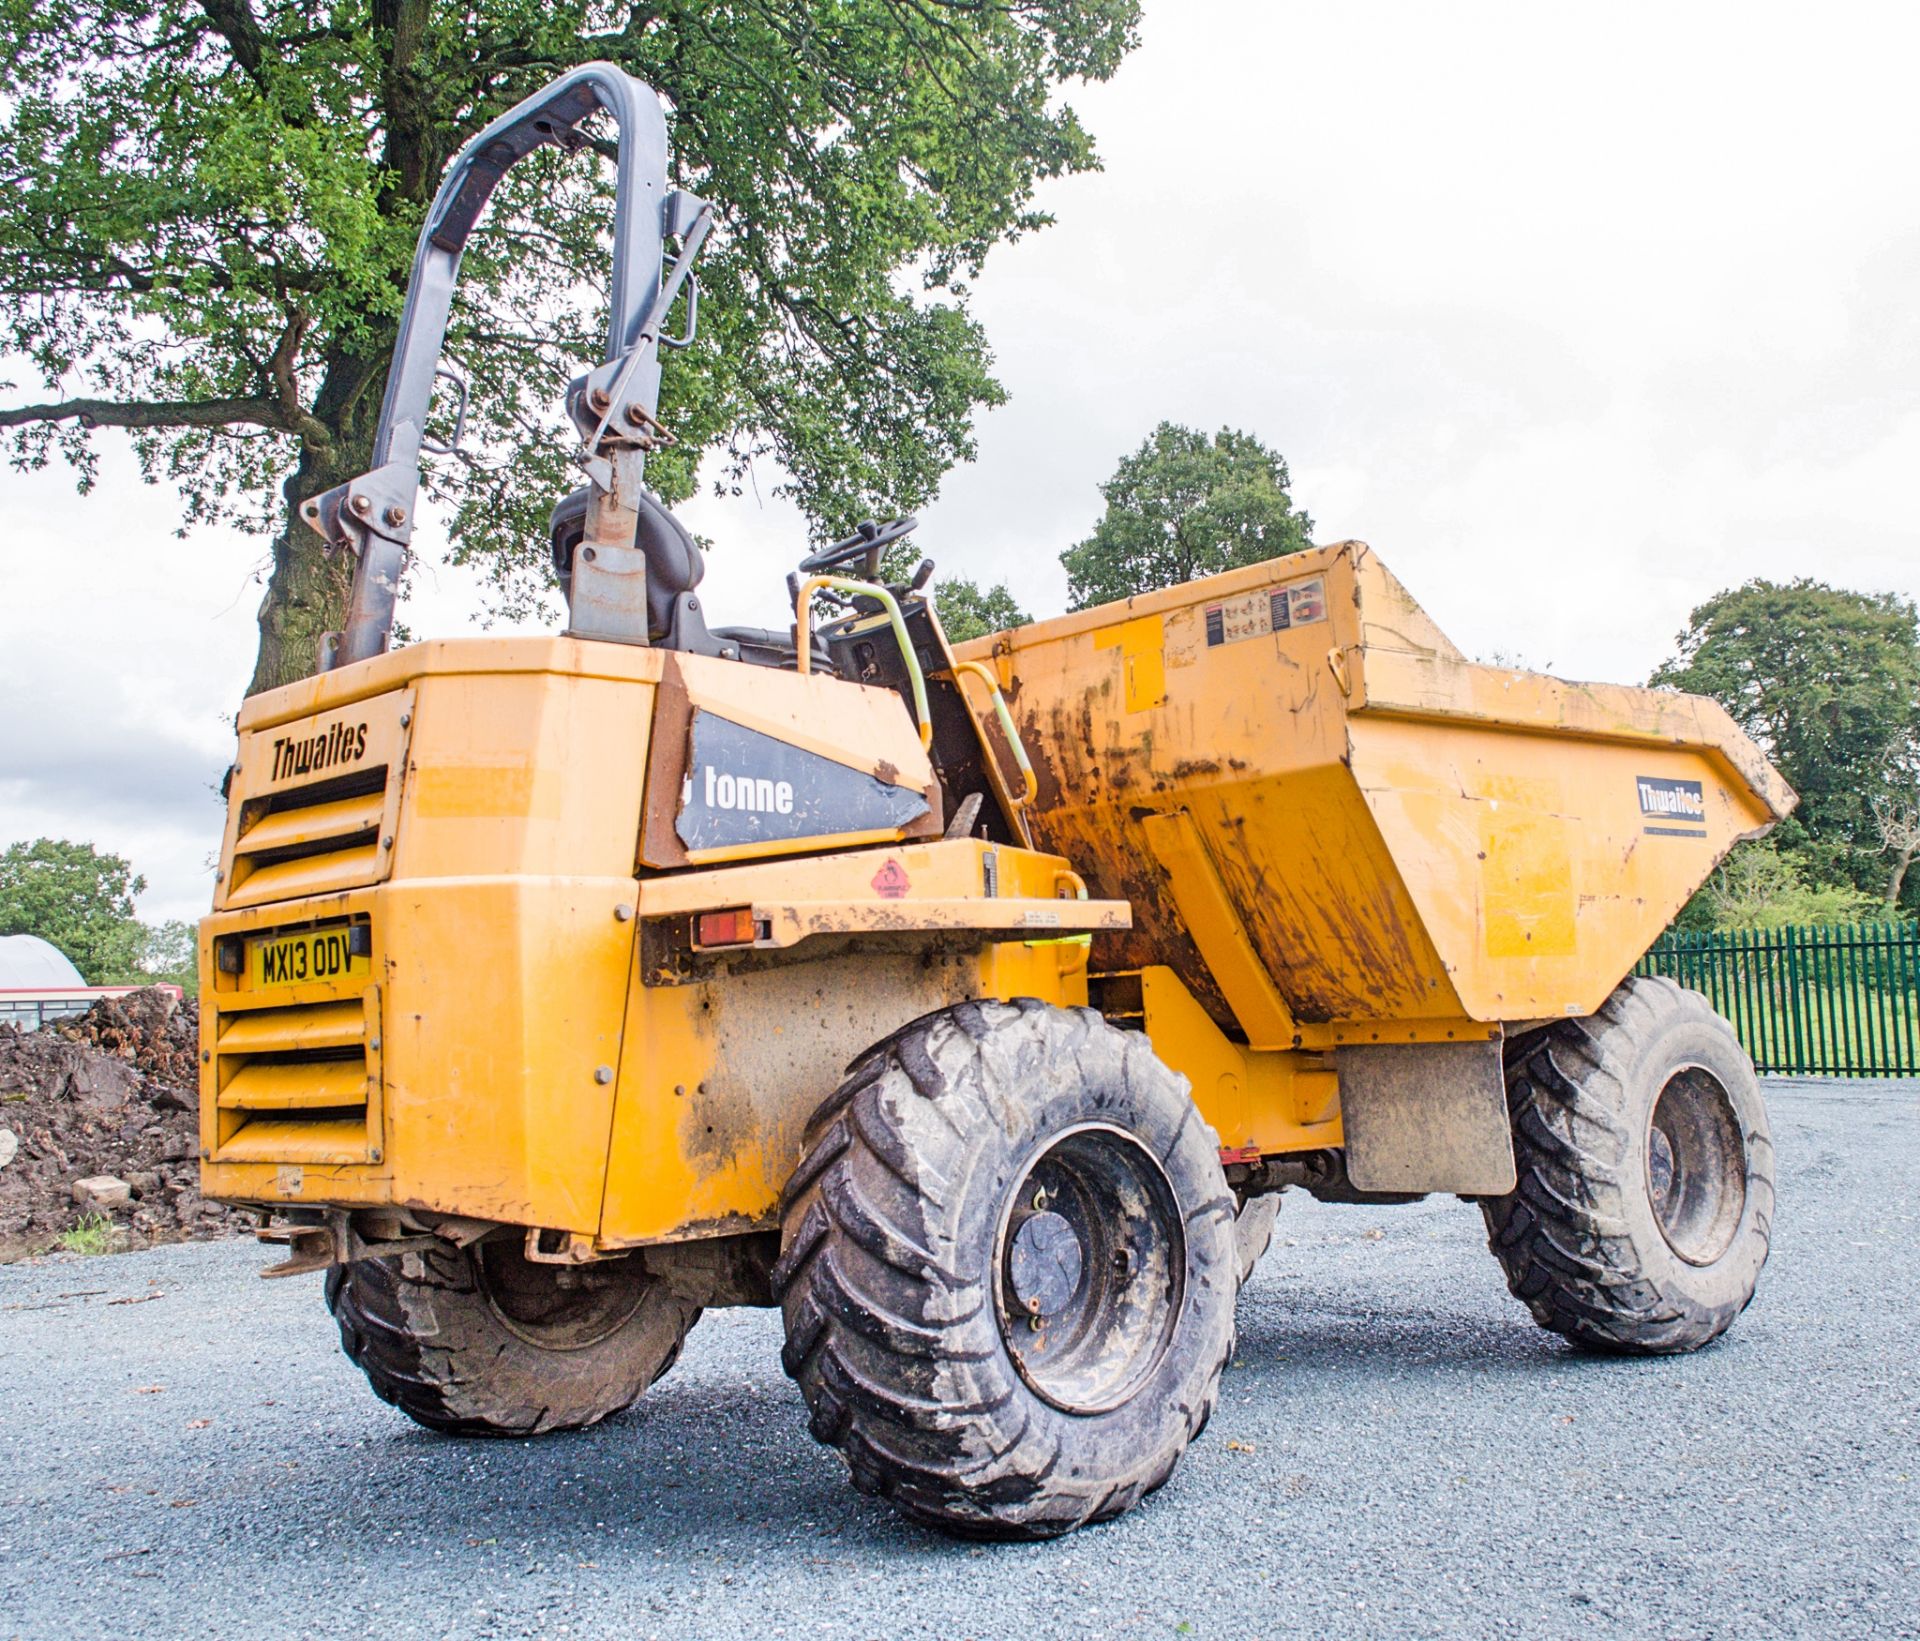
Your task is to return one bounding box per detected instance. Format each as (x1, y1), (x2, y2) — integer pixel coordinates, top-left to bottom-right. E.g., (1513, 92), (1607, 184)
(677, 712), (929, 852)
(269, 719), (370, 782)
(1638, 775), (1707, 837)
(1204, 577), (1327, 647)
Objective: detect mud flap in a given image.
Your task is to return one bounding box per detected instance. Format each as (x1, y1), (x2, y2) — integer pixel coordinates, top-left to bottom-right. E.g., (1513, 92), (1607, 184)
(1335, 1040), (1516, 1195)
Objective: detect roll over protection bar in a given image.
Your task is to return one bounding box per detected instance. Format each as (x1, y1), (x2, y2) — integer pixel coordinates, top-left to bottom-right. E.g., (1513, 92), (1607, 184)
(302, 63), (709, 668)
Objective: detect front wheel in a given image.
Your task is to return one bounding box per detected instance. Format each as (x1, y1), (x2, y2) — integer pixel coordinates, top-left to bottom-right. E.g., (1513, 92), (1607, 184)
(775, 999), (1238, 1538)
(1482, 976), (1775, 1354)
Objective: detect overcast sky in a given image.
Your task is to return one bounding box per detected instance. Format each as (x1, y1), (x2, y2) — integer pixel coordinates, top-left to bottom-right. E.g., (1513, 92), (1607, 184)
(4, 0), (1917, 923)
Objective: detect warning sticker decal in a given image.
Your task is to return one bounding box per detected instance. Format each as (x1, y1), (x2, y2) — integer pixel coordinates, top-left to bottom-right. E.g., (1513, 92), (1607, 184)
(870, 860), (911, 899)
(1204, 577), (1327, 647)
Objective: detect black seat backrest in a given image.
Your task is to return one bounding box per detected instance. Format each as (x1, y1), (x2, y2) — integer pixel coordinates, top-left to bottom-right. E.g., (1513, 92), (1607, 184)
(550, 485), (706, 645)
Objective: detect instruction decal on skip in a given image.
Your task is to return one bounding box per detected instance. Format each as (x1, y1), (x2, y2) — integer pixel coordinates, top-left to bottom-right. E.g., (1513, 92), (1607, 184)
(1204, 577), (1327, 647)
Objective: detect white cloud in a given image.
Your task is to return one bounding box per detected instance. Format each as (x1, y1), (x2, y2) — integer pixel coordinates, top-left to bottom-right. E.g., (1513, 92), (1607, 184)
(3, 0), (1917, 915)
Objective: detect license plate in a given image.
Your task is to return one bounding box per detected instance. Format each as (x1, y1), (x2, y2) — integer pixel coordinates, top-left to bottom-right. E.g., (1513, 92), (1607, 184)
(252, 927), (367, 988)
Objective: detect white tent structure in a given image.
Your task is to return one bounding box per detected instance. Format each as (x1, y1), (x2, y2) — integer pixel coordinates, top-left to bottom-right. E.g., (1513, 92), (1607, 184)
(0, 934), (86, 989)
(0, 934), (166, 1030)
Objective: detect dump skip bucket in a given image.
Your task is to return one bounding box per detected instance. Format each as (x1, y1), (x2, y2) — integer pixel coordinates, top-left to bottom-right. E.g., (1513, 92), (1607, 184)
(961, 542), (1792, 1039)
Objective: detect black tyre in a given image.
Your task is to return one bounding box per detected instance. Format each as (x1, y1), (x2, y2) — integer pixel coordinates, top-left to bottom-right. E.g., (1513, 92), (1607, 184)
(325, 1237), (699, 1436)
(1482, 975), (1774, 1354)
(1234, 1194), (1280, 1286)
(774, 998), (1237, 1538)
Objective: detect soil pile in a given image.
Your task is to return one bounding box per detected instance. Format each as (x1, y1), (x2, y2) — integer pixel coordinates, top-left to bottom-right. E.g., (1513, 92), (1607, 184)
(0, 988), (239, 1257)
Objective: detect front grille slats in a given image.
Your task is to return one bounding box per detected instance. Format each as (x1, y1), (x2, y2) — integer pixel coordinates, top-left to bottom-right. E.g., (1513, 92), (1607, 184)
(217, 1059), (368, 1112)
(216, 686), (413, 912)
(211, 988), (381, 1166)
(234, 790), (386, 857)
(216, 999), (364, 1054)
(224, 843), (385, 910)
(214, 1119), (371, 1165)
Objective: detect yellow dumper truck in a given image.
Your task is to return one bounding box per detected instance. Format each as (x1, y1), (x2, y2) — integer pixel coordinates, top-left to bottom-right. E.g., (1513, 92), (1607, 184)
(198, 66), (1791, 1538)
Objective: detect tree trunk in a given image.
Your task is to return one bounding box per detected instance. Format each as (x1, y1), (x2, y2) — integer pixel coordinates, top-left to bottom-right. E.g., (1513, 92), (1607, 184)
(246, 352), (389, 698)
(1885, 846), (1916, 916)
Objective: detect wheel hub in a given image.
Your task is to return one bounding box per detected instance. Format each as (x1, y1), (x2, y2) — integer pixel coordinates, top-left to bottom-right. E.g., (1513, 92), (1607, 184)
(477, 1239), (650, 1351)
(1648, 1124), (1678, 1212)
(994, 1123), (1185, 1415)
(1008, 1209), (1084, 1318)
(1646, 1065), (1747, 1266)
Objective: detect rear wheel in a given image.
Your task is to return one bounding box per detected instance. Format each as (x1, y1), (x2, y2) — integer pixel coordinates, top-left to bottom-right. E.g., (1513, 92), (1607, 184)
(775, 999), (1237, 1538)
(1482, 976), (1774, 1354)
(325, 1237), (699, 1436)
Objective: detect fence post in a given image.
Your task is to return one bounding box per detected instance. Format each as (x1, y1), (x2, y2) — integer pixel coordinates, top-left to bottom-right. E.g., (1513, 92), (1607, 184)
(1781, 924), (1804, 1074)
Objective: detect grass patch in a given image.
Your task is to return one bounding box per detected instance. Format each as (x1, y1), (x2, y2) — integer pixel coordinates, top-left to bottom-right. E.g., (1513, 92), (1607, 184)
(58, 1213), (119, 1256)
(1689, 982), (1918, 1075)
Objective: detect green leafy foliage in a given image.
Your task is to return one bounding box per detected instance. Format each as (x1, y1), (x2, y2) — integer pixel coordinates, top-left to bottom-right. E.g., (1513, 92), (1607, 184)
(1, 1), (1142, 691)
(935, 576), (1030, 644)
(1672, 839), (1878, 933)
(0, 840), (193, 986)
(1651, 580), (1920, 900)
(1060, 423), (1314, 610)
(0, 839), (146, 984)
(133, 918), (199, 990)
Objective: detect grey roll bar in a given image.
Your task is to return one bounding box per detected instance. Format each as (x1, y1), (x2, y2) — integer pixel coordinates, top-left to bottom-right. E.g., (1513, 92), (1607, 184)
(302, 63), (709, 668)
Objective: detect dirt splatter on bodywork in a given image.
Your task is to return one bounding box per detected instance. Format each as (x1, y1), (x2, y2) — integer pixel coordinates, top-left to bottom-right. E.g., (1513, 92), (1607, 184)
(959, 541), (1792, 1036)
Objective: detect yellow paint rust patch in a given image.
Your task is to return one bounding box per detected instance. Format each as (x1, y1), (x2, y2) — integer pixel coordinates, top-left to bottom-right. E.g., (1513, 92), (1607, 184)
(1478, 794), (1577, 960)
(1093, 614), (1167, 713)
(412, 765), (557, 819)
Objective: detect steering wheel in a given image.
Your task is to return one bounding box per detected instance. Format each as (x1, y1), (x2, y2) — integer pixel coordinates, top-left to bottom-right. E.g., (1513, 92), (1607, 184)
(798, 515), (919, 574)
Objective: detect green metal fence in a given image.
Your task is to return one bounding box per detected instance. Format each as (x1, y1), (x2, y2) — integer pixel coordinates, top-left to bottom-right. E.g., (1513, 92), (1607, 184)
(1635, 922), (1920, 1077)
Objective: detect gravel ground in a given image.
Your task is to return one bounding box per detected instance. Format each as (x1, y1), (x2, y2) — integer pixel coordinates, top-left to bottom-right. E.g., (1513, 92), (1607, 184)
(2, 1077), (1914, 1641)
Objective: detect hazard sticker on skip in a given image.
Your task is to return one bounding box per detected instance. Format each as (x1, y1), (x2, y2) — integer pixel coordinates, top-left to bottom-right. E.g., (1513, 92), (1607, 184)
(1204, 577), (1327, 647)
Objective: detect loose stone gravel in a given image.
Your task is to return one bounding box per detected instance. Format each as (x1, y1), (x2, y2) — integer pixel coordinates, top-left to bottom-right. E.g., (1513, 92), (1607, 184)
(1, 1078), (1914, 1641)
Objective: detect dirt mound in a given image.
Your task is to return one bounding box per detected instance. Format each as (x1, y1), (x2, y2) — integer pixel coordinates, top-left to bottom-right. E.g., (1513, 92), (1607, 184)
(0, 988), (239, 1258)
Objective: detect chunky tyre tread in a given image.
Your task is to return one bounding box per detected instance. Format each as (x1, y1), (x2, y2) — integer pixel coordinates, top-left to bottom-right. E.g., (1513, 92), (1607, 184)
(1233, 1194), (1281, 1286)
(777, 998), (1236, 1539)
(1482, 976), (1773, 1355)
(325, 1242), (697, 1438)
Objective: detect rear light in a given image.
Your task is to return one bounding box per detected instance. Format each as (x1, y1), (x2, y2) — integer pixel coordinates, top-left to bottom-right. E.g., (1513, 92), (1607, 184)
(695, 907), (764, 948)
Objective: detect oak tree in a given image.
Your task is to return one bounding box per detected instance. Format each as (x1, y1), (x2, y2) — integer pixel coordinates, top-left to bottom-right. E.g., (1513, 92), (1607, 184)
(1651, 579), (1920, 899)
(1060, 422), (1314, 609)
(0, 838), (147, 984)
(2, 1), (1139, 694)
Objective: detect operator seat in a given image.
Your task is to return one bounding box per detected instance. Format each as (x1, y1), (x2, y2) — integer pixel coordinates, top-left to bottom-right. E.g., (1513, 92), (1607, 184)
(549, 485), (829, 671)
(550, 483), (705, 645)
